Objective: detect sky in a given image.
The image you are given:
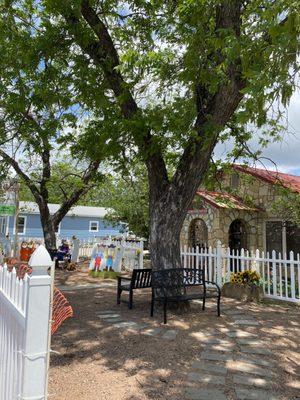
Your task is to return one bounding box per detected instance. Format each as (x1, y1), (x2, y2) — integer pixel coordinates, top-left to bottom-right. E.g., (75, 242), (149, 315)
(214, 89), (300, 176)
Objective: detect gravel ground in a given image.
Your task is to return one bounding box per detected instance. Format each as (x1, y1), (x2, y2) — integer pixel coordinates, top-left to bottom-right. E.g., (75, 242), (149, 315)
(49, 268), (300, 400)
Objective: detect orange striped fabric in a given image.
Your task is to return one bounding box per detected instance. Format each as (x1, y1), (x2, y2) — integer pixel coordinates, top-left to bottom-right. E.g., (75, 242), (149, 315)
(17, 264), (73, 335)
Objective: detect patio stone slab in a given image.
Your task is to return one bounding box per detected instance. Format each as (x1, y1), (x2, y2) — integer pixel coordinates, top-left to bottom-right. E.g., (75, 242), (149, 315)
(237, 355), (275, 368)
(236, 339), (265, 346)
(233, 320), (260, 326)
(193, 336), (234, 345)
(126, 323), (148, 331)
(96, 313), (121, 319)
(225, 331), (256, 339)
(210, 344), (235, 352)
(235, 388), (280, 400)
(185, 388), (227, 400)
(190, 331), (221, 342)
(191, 361), (227, 375)
(223, 309), (247, 315)
(240, 347), (272, 356)
(187, 372), (225, 385)
(102, 317), (123, 323)
(142, 328), (162, 337)
(233, 374), (272, 389)
(200, 352), (233, 362)
(162, 329), (178, 340)
(113, 321), (140, 329)
(228, 361), (274, 378)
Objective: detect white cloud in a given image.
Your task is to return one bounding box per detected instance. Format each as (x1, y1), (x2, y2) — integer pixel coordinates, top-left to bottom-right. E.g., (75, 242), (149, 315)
(214, 89), (300, 175)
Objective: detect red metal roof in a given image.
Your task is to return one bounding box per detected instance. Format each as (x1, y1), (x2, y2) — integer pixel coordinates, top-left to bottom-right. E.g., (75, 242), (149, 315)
(196, 191), (262, 211)
(233, 165), (300, 194)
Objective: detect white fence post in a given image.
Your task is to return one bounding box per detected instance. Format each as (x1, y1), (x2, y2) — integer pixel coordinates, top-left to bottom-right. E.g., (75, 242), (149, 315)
(290, 251), (296, 300)
(21, 245), (52, 400)
(139, 240), (144, 269)
(216, 240), (223, 287)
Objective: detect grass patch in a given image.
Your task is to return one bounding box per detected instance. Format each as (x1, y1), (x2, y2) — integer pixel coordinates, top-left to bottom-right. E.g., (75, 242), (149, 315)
(89, 270), (119, 279)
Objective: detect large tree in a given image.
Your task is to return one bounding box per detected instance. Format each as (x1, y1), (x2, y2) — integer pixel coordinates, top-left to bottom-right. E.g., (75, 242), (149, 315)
(3, 1), (300, 268)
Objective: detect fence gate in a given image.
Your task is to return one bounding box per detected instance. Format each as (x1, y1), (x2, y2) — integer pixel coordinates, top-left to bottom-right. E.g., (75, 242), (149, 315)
(0, 245), (53, 400)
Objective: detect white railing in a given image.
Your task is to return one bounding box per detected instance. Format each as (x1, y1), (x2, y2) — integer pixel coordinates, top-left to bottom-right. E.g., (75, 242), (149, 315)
(0, 246), (53, 400)
(181, 242), (300, 303)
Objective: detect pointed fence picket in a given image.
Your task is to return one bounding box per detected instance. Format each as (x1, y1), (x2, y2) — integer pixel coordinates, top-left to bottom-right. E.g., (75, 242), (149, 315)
(180, 243), (300, 303)
(0, 245), (53, 400)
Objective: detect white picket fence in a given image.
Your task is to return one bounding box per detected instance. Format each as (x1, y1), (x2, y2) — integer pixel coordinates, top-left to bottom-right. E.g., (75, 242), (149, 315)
(0, 246), (53, 400)
(181, 243), (300, 303)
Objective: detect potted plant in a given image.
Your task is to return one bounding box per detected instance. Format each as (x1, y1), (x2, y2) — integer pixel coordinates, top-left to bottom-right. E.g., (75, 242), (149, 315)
(222, 270), (263, 302)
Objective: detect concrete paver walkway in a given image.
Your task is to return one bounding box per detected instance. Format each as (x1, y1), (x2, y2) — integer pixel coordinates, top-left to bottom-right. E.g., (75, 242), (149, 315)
(183, 305), (298, 400)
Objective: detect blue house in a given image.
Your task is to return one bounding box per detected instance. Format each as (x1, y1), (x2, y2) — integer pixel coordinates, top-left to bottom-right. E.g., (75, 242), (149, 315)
(3, 201), (125, 241)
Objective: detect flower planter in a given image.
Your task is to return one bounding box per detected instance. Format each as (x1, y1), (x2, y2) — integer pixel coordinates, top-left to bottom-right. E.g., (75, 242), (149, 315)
(221, 282), (263, 302)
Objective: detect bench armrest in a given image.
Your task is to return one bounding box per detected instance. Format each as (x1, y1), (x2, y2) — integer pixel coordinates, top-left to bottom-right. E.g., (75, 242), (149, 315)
(204, 280), (221, 294)
(118, 276), (132, 281)
(117, 276), (132, 286)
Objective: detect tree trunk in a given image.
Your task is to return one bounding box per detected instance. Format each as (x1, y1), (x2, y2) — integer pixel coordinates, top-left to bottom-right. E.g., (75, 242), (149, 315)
(149, 198), (186, 272)
(39, 205), (57, 256)
(150, 210), (182, 271)
(149, 200), (191, 310)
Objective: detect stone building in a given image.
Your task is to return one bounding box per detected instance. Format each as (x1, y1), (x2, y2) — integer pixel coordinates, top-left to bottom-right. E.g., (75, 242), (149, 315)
(181, 165), (300, 255)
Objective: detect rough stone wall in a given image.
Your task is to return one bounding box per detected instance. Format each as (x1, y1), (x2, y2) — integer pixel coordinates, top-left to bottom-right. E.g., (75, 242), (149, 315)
(181, 171), (281, 251)
(180, 204), (219, 248)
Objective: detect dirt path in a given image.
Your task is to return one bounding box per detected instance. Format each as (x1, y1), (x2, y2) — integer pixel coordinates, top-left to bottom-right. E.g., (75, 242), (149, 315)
(49, 270), (300, 400)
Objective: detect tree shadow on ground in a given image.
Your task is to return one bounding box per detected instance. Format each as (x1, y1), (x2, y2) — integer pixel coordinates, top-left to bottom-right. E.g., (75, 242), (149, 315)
(49, 286), (300, 400)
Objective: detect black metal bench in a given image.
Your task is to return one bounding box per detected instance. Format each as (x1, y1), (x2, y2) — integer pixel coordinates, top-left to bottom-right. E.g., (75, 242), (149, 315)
(151, 267), (221, 324)
(117, 268), (152, 309)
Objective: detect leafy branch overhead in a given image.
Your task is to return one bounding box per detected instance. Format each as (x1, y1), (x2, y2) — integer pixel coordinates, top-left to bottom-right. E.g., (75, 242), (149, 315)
(0, 1), (299, 264)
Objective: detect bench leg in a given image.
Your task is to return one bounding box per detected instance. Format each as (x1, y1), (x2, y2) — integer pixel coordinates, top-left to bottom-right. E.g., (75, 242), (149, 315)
(150, 293), (154, 317)
(117, 288), (122, 305)
(202, 295), (206, 311)
(217, 295), (221, 317)
(129, 290), (133, 309)
(163, 299), (167, 324)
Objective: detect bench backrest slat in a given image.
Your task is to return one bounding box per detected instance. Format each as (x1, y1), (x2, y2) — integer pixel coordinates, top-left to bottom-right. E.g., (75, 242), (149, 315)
(131, 269), (152, 288)
(152, 268), (206, 297)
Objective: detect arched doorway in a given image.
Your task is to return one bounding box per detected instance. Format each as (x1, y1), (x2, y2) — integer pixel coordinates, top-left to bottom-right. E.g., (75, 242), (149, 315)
(229, 219), (248, 272)
(229, 219), (248, 252)
(188, 219), (208, 249)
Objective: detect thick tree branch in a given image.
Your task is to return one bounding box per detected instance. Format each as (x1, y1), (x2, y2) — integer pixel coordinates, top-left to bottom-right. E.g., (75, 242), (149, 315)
(62, 1), (169, 200)
(40, 138), (51, 202)
(0, 148), (41, 203)
(52, 159), (101, 226)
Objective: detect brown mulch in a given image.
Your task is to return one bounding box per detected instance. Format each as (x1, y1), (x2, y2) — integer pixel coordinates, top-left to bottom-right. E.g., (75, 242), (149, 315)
(49, 267), (300, 400)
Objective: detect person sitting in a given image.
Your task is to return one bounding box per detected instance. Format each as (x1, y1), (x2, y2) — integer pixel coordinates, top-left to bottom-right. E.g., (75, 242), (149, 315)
(57, 240), (71, 262)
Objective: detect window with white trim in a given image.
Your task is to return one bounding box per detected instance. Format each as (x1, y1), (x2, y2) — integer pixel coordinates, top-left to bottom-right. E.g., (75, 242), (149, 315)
(17, 216), (26, 234)
(89, 221), (99, 232)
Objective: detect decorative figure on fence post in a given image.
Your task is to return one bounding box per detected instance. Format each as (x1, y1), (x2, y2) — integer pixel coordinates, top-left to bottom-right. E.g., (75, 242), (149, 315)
(20, 241), (29, 262)
(3, 234), (11, 258)
(71, 235), (80, 263)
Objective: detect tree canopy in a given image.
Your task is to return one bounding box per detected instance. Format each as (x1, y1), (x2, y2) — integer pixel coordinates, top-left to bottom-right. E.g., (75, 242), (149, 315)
(1, 0), (299, 266)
